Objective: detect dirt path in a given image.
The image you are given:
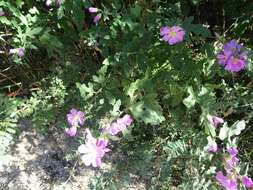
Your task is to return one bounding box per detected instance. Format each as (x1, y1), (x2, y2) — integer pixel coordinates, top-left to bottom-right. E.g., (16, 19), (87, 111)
(0, 121), (146, 190)
(0, 121), (95, 190)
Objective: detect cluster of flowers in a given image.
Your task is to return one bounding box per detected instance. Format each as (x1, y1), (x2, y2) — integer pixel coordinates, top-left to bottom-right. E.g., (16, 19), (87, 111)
(206, 115), (224, 153)
(65, 108), (85, 136)
(9, 47), (25, 57)
(65, 108), (133, 167)
(205, 115), (252, 190)
(103, 114), (133, 135)
(45, 1), (101, 24)
(0, 9), (25, 57)
(88, 7), (102, 24)
(45, 0), (61, 7)
(215, 147), (253, 190)
(217, 40), (247, 72)
(160, 26), (247, 73)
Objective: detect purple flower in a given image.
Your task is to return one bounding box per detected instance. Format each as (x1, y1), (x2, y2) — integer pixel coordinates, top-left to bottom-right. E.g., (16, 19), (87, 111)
(78, 129), (110, 167)
(160, 26), (185, 45)
(225, 147), (239, 172)
(207, 115), (224, 127)
(106, 123), (121, 136)
(217, 40), (247, 73)
(215, 171), (238, 190)
(93, 14), (101, 23)
(88, 7), (98, 13)
(66, 108), (85, 126)
(225, 156), (239, 172)
(242, 176), (253, 188)
(9, 47), (25, 57)
(55, 0), (61, 7)
(224, 54), (246, 72)
(206, 136), (218, 153)
(0, 11), (5, 16)
(65, 126), (77, 137)
(208, 142), (218, 153)
(217, 51), (228, 66)
(223, 40), (242, 55)
(105, 114), (133, 136)
(117, 114), (133, 126)
(227, 147), (238, 157)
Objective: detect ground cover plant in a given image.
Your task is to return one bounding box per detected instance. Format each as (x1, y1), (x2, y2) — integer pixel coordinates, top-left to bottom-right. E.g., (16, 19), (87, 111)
(0, 0), (253, 189)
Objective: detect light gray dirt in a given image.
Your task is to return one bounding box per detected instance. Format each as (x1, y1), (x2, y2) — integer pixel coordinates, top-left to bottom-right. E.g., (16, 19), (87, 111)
(0, 121), (146, 190)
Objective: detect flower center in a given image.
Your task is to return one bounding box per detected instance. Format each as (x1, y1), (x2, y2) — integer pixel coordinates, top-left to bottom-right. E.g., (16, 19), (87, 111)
(74, 115), (80, 121)
(168, 31), (177, 37)
(232, 57), (239, 64)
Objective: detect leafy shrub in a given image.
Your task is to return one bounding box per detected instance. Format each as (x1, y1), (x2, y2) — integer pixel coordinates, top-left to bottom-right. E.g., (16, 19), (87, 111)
(0, 0), (253, 189)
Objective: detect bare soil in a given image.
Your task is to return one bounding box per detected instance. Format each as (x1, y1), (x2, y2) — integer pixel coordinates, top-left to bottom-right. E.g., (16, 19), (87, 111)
(0, 120), (146, 190)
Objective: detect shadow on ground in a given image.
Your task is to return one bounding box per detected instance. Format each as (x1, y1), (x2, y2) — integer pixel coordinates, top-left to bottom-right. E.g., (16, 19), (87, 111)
(0, 120), (147, 190)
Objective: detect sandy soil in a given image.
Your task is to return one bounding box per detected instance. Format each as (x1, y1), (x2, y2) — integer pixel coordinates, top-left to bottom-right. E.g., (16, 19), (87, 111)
(0, 120), (146, 190)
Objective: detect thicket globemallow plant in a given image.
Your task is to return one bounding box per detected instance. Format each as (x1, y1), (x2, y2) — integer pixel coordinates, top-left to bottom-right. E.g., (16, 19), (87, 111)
(206, 137), (218, 153)
(78, 129), (110, 167)
(65, 126), (77, 137)
(88, 7), (98, 13)
(9, 47), (25, 57)
(215, 171), (237, 190)
(105, 114), (133, 136)
(242, 176), (253, 188)
(215, 147), (253, 190)
(225, 147), (239, 172)
(0, 10), (5, 16)
(88, 7), (101, 23)
(217, 40), (247, 72)
(93, 14), (101, 23)
(160, 26), (185, 45)
(66, 108), (85, 126)
(55, 0), (61, 7)
(65, 108), (85, 137)
(45, 0), (52, 6)
(207, 115), (224, 128)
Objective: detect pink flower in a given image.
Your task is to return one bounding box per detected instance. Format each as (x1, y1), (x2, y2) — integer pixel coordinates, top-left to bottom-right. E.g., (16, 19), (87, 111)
(65, 126), (77, 137)
(9, 47), (25, 57)
(45, 0), (52, 6)
(117, 114), (133, 126)
(227, 147), (238, 157)
(88, 7), (98, 13)
(242, 176), (253, 188)
(225, 156), (239, 172)
(208, 142), (218, 153)
(225, 147), (239, 172)
(217, 40), (247, 73)
(215, 171), (238, 190)
(225, 54), (246, 73)
(66, 108), (85, 126)
(93, 14), (101, 23)
(0, 11), (5, 16)
(206, 136), (218, 153)
(207, 115), (224, 128)
(55, 0), (61, 7)
(160, 26), (185, 45)
(78, 129), (110, 167)
(105, 114), (133, 136)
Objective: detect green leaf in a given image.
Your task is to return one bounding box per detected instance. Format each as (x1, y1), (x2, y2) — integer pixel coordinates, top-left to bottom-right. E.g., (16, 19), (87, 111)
(130, 4), (141, 18)
(130, 93), (165, 125)
(110, 99), (121, 117)
(228, 120), (246, 137)
(76, 82), (95, 100)
(183, 86), (196, 108)
(219, 123), (229, 140)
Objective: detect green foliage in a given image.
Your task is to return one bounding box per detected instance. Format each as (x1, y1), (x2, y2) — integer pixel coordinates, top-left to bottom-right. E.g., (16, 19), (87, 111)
(0, 0), (253, 189)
